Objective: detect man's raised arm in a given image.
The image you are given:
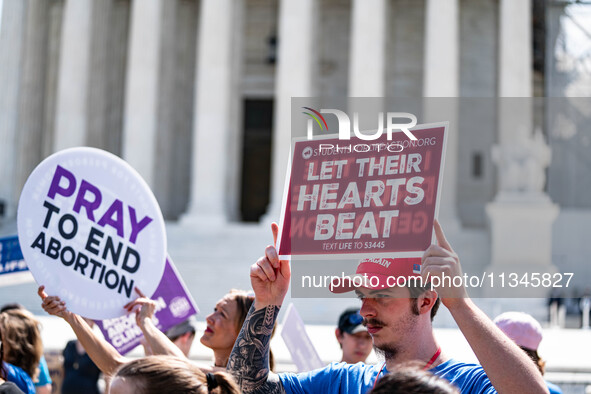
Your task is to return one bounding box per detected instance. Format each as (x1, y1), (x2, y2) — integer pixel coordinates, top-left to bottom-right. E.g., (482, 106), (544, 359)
(422, 220), (549, 394)
(227, 223), (289, 394)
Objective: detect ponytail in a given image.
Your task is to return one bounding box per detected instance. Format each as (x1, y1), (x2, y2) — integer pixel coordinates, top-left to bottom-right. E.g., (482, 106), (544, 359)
(209, 370), (240, 394)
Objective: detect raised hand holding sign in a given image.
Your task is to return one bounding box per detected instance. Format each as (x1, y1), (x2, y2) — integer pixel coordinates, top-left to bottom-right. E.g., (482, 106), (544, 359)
(250, 222), (291, 310)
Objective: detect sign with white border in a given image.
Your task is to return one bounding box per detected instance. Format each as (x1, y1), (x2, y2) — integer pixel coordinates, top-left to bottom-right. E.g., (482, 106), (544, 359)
(277, 123), (448, 260)
(17, 147), (167, 319)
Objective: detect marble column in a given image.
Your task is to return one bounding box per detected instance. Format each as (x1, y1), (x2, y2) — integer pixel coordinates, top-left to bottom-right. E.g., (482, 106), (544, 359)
(497, 0), (533, 147)
(122, 0), (165, 188)
(348, 0), (387, 97)
(264, 0), (317, 223)
(485, 0), (559, 296)
(53, 0), (93, 150)
(498, 0), (532, 98)
(15, 0), (50, 204)
(422, 0), (460, 231)
(182, 0), (242, 225)
(0, 0), (26, 220)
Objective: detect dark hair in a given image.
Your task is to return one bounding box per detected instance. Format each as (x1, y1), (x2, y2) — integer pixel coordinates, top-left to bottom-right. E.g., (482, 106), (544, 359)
(369, 364), (459, 394)
(168, 329), (196, 343)
(520, 346), (546, 375)
(0, 303), (24, 313)
(116, 356), (239, 394)
(228, 290), (276, 371)
(0, 309), (43, 380)
(229, 290), (255, 334)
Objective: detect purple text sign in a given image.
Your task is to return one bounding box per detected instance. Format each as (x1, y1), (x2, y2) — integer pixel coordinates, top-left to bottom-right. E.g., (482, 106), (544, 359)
(96, 256), (198, 355)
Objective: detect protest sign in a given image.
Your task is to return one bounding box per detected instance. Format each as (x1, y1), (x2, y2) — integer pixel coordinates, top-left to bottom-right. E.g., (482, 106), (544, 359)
(95, 256), (199, 355)
(280, 303), (324, 372)
(17, 147), (167, 319)
(0, 235), (34, 287)
(278, 123), (447, 259)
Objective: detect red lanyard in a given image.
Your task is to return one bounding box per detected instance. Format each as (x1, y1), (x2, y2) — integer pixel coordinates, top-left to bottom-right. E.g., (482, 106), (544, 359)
(371, 347), (442, 390)
(424, 347), (442, 370)
(372, 362), (388, 390)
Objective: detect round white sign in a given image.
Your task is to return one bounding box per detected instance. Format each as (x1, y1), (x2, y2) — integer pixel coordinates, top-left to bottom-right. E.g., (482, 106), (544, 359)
(17, 147), (167, 320)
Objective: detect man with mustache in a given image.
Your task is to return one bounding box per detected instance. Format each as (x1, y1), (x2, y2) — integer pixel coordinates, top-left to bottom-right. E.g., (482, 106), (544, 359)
(227, 221), (549, 393)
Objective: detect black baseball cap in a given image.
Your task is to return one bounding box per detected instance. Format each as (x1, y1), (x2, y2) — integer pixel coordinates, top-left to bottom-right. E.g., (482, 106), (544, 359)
(337, 308), (366, 335)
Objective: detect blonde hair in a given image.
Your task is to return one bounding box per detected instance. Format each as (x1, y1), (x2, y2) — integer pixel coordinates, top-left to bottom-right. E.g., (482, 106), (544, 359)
(116, 355), (239, 394)
(0, 308), (43, 380)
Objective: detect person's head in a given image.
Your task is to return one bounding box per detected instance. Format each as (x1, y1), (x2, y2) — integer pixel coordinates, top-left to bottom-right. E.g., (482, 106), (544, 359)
(200, 289), (276, 369)
(165, 317), (198, 357)
(369, 363), (459, 394)
(110, 355), (239, 394)
(335, 308), (372, 364)
(0, 308), (43, 380)
(200, 290), (253, 353)
(494, 311), (546, 375)
(331, 258), (440, 360)
(0, 303), (25, 313)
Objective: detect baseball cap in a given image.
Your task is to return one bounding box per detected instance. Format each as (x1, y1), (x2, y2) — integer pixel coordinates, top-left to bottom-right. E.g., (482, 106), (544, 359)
(338, 308), (366, 335)
(330, 257), (422, 294)
(493, 311), (543, 351)
(165, 316), (198, 340)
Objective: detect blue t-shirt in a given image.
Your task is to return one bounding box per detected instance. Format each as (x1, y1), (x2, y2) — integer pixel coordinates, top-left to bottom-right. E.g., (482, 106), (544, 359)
(279, 359), (496, 394)
(1, 362), (35, 394)
(34, 356), (52, 387)
(546, 380), (562, 394)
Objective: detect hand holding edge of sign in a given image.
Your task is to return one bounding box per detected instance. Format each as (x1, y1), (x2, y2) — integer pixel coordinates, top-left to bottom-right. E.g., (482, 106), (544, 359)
(38, 285), (72, 320)
(37, 285), (128, 376)
(420, 219), (468, 310)
(419, 222), (549, 393)
(124, 287), (188, 360)
(250, 222), (291, 310)
(123, 287), (157, 327)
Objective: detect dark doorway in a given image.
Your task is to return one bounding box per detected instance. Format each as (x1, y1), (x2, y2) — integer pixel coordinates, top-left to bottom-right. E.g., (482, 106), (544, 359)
(240, 99), (274, 222)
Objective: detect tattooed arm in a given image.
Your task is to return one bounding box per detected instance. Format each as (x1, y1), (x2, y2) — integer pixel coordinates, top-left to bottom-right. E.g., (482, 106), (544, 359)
(227, 305), (284, 393)
(227, 223), (289, 393)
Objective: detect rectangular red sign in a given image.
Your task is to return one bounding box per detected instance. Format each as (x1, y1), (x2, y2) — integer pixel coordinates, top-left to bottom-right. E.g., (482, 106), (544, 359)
(278, 123), (447, 259)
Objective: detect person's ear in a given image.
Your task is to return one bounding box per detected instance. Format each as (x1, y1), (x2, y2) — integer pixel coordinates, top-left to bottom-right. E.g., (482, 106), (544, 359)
(180, 332), (192, 344)
(418, 290), (438, 315)
(335, 328), (344, 342)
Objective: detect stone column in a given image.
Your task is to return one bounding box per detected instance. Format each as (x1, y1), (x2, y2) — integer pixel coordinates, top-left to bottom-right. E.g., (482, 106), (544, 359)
(15, 1), (50, 204)
(0, 0), (26, 220)
(53, 0), (93, 150)
(496, 0), (533, 146)
(264, 0), (317, 223)
(422, 0), (460, 231)
(121, 0), (165, 188)
(182, 0), (242, 225)
(485, 0), (559, 296)
(498, 0), (532, 99)
(348, 0), (387, 97)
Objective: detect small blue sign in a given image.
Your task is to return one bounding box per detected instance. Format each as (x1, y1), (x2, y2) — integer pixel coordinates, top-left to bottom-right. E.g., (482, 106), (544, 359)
(0, 236), (28, 275)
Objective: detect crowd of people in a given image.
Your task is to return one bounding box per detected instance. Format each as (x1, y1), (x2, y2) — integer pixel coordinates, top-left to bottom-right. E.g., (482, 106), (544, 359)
(0, 221), (563, 394)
